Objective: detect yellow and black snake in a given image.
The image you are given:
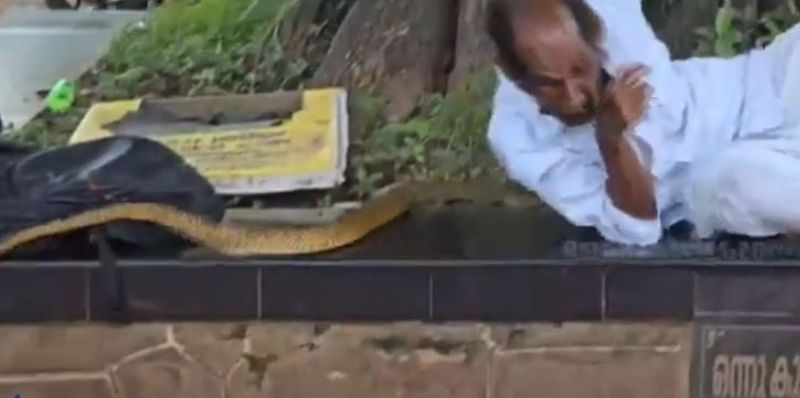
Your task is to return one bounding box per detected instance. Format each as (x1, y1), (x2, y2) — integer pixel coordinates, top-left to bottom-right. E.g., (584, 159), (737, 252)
(0, 181), (539, 258)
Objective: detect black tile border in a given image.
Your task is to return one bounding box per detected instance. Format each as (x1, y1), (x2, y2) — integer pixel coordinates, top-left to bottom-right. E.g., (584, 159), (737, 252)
(260, 266), (431, 321)
(431, 265), (603, 322)
(89, 265), (259, 322)
(0, 265), (87, 323)
(2, 259), (800, 323)
(695, 268), (800, 323)
(605, 267), (695, 321)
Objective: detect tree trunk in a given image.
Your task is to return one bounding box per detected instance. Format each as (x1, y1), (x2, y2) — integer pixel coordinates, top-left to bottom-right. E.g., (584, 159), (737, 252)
(279, 0), (358, 64)
(448, 0), (495, 92)
(643, 0), (718, 58)
(310, 0), (457, 121)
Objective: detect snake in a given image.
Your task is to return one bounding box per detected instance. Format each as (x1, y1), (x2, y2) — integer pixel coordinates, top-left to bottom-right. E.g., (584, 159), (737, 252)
(0, 181), (539, 258)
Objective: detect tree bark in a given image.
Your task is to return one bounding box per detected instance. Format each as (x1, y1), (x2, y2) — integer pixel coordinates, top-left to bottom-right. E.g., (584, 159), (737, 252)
(310, 0), (457, 121)
(448, 0), (495, 92)
(643, 0), (718, 58)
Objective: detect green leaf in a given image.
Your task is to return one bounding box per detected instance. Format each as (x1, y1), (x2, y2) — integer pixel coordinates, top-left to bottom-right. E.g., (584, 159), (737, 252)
(380, 119), (432, 137)
(715, 2), (738, 36)
(762, 17), (783, 36)
(239, 0), (297, 24)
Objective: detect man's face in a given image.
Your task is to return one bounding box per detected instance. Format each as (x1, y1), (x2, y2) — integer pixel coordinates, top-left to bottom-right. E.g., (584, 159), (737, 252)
(510, 10), (604, 126)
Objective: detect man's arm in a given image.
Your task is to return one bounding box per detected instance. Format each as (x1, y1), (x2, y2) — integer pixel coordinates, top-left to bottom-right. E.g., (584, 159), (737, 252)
(598, 134), (656, 219)
(488, 73), (662, 245)
(595, 64), (658, 220)
(587, 0), (690, 118)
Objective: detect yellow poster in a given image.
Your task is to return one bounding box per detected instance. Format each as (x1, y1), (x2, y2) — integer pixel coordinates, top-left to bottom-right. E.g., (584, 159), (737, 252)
(70, 89), (348, 195)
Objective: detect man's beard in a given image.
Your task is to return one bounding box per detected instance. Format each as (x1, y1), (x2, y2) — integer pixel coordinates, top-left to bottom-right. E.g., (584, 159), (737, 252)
(559, 69), (609, 127)
(543, 96), (598, 126)
(558, 110), (596, 127)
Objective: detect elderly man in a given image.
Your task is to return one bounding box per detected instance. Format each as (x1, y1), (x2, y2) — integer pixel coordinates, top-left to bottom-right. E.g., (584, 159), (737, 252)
(486, 0), (800, 245)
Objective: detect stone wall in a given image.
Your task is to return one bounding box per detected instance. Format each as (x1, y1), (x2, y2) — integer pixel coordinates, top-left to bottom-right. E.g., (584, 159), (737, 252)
(0, 322), (691, 398)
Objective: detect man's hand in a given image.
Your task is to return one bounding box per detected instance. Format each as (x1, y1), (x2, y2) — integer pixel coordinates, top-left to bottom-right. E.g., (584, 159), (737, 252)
(596, 64), (652, 139)
(593, 64), (657, 220)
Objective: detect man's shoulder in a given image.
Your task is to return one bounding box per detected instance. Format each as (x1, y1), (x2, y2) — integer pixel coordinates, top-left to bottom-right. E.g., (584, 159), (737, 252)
(583, 0), (643, 20)
(493, 70), (540, 115)
(490, 70), (573, 143)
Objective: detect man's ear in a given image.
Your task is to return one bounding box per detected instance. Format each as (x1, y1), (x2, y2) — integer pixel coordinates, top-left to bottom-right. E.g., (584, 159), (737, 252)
(494, 56), (528, 87)
(495, 60), (512, 77)
(594, 45), (609, 63)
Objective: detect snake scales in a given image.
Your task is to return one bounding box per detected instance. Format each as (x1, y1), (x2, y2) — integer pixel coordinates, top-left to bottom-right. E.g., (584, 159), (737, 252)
(0, 181), (539, 258)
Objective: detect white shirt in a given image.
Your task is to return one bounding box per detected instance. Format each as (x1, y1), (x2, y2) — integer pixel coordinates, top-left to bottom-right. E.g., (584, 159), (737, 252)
(487, 0), (787, 245)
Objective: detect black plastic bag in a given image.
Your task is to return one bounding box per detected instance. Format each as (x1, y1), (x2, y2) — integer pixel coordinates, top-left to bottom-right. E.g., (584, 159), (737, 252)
(0, 135), (225, 258)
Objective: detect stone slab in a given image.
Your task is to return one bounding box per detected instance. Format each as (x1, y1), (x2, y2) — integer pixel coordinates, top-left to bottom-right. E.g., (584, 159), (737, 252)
(491, 323), (690, 350)
(174, 324), (246, 376)
(0, 378), (112, 398)
(249, 323), (320, 358)
(0, 325), (166, 373)
(0, 322), (701, 398)
(493, 349), (689, 398)
(114, 347), (222, 398)
(492, 323), (692, 398)
(229, 324), (488, 398)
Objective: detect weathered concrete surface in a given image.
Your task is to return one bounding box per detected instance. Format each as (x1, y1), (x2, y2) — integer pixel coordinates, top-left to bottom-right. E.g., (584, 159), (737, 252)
(0, 325), (165, 374)
(491, 323), (691, 398)
(491, 322), (688, 349)
(493, 350), (687, 398)
(232, 324), (490, 398)
(174, 324), (246, 377)
(0, 378), (113, 398)
(113, 348), (222, 398)
(0, 322), (693, 398)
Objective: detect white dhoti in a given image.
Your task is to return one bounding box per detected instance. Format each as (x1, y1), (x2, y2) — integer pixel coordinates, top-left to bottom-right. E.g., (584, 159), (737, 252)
(687, 24), (800, 238)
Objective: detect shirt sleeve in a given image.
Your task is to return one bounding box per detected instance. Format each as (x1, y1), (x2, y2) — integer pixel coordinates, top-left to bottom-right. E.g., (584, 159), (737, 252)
(588, 0), (688, 110)
(487, 102), (663, 246)
(588, 0), (691, 174)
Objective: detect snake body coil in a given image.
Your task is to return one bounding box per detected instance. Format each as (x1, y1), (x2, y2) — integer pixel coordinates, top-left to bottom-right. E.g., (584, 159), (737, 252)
(0, 183), (415, 258)
(0, 180), (540, 259)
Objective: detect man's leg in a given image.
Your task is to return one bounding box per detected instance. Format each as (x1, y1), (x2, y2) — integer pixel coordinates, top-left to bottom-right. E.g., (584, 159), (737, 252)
(689, 24), (800, 238)
(686, 137), (800, 238)
(765, 22), (800, 123)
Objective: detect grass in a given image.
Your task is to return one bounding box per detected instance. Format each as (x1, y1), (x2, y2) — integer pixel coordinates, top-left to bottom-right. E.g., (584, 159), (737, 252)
(694, 0), (799, 56)
(349, 72), (501, 197)
(6, 0), (301, 148)
(3, 108), (86, 148)
(95, 0), (304, 99)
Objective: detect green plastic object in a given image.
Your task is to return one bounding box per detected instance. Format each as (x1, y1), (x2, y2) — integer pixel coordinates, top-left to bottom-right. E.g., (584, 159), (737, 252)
(45, 79), (77, 113)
